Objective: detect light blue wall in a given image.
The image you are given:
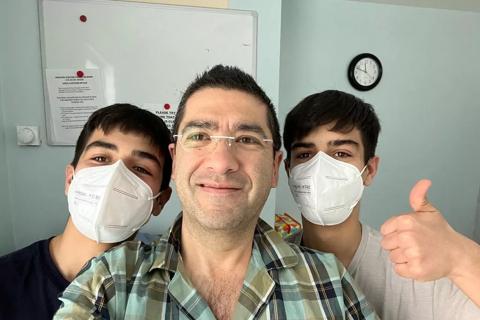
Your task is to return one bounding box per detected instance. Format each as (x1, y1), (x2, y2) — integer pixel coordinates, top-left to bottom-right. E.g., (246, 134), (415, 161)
(1, 0), (75, 255)
(0, 0), (14, 254)
(0, 0), (282, 254)
(277, 0), (480, 237)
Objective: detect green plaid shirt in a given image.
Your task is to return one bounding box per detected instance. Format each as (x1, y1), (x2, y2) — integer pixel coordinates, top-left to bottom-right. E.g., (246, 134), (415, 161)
(55, 216), (377, 319)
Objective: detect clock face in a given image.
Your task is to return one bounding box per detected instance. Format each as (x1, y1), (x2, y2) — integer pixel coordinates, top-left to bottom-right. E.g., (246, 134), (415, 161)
(353, 58), (379, 87)
(348, 53), (383, 91)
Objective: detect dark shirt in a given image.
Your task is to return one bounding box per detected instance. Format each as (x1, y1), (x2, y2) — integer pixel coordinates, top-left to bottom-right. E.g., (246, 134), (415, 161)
(0, 238), (69, 320)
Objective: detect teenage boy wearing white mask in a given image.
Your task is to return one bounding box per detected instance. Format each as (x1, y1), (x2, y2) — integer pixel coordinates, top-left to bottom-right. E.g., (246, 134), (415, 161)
(284, 90), (480, 319)
(0, 104), (172, 320)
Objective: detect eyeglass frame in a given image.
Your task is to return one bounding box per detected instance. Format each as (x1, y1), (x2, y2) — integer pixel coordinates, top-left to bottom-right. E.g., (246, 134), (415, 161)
(172, 133), (274, 152)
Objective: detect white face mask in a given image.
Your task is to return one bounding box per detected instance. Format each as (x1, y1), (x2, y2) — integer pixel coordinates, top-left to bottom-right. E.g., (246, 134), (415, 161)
(68, 160), (160, 243)
(288, 151), (366, 226)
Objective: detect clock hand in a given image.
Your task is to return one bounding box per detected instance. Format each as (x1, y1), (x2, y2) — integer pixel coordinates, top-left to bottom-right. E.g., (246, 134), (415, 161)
(355, 66), (366, 73)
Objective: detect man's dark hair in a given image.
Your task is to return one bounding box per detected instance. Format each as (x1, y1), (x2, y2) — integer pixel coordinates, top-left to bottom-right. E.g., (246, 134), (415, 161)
(172, 65), (281, 151)
(284, 90), (381, 164)
(71, 103), (172, 191)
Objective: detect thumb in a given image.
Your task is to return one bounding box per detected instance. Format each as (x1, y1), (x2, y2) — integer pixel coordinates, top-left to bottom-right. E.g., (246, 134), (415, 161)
(409, 179), (433, 212)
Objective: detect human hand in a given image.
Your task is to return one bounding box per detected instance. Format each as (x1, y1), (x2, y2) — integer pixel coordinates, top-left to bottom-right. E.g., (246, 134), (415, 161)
(380, 179), (466, 281)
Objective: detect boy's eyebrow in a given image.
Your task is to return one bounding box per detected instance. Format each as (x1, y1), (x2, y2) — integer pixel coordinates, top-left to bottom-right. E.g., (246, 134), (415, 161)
(132, 150), (162, 167)
(291, 142), (316, 150)
(290, 139), (360, 150)
(84, 140), (117, 152)
(84, 140), (161, 167)
(328, 139), (360, 149)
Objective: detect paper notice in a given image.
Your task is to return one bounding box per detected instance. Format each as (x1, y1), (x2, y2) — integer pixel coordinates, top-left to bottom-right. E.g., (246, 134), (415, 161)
(45, 69), (105, 144)
(143, 103), (178, 131)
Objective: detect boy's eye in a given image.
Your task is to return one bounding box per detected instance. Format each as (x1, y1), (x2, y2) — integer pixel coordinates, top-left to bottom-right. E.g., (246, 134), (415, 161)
(333, 151), (351, 158)
(92, 156), (107, 162)
(133, 166), (151, 176)
(295, 152), (312, 160)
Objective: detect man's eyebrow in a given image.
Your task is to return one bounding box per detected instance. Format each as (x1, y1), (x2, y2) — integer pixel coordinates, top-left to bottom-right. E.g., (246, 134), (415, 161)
(235, 123), (269, 138)
(181, 120), (218, 133)
(132, 150), (162, 167)
(181, 120), (269, 138)
(328, 139), (360, 148)
(84, 140), (117, 152)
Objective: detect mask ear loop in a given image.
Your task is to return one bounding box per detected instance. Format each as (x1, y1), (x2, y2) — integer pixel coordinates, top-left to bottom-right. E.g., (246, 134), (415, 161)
(148, 191), (161, 201)
(132, 191), (162, 233)
(359, 165), (368, 176)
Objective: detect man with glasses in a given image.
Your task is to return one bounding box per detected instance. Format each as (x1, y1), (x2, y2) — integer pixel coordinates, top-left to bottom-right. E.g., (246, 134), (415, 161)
(55, 65), (378, 319)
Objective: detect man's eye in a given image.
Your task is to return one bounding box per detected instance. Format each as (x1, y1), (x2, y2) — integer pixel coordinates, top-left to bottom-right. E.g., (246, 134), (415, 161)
(186, 132), (210, 142)
(236, 135), (262, 145)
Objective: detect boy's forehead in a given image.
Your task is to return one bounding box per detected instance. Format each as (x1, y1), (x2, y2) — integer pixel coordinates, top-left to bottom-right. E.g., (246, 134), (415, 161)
(86, 128), (162, 153)
(295, 124), (363, 148)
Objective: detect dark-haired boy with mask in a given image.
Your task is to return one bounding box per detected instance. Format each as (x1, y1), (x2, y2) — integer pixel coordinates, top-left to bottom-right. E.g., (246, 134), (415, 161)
(284, 90), (480, 319)
(0, 104), (172, 319)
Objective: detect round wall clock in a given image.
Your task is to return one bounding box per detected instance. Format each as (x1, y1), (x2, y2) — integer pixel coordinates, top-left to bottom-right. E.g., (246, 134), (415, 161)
(348, 53), (383, 91)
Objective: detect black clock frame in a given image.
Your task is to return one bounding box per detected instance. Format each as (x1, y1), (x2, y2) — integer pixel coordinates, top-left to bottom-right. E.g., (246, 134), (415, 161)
(347, 53), (383, 91)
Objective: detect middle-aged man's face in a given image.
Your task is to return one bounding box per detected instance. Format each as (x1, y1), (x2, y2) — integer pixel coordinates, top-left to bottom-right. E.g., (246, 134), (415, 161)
(169, 87), (282, 232)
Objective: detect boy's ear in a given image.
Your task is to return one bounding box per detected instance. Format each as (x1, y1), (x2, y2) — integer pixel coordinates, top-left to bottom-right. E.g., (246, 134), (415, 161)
(64, 164), (75, 196)
(168, 143), (176, 180)
(364, 156), (380, 186)
(284, 159), (291, 178)
(152, 187), (172, 216)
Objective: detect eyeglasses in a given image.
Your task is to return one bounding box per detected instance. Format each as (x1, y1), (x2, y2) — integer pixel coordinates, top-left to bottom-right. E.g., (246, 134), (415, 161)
(173, 131), (273, 153)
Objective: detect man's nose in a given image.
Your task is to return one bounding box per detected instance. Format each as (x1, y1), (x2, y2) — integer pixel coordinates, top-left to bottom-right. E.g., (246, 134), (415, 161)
(204, 139), (240, 174)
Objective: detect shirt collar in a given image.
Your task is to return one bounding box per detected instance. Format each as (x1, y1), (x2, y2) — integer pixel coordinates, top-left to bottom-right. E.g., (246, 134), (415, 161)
(149, 214), (299, 273)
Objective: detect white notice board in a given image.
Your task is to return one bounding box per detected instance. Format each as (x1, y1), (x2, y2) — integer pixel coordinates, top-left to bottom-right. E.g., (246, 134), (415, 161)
(39, 0), (257, 145)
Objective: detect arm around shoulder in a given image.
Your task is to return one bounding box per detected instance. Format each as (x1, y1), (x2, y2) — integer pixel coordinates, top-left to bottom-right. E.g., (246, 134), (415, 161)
(54, 256), (115, 319)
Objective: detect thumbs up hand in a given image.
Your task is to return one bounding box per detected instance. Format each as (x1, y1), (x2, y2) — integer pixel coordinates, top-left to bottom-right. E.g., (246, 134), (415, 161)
(380, 179), (465, 281)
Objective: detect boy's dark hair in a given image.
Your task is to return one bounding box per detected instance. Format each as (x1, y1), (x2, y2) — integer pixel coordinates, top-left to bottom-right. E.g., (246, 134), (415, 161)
(71, 103), (172, 191)
(172, 65), (281, 151)
(284, 90), (381, 164)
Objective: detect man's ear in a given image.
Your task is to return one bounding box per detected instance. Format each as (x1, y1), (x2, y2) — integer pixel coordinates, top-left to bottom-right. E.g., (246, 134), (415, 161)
(363, 156), (380, 186)
(64, 164), (74, 196)
(284, 158), (291, 178)
(152, 186), (172, 216)
(271, 151), (284, 188)
(168, 143), (176, 180)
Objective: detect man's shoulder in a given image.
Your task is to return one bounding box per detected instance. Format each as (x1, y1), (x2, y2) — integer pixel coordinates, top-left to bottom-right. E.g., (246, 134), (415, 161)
(79, 236), (172, 278)
(283, 242), (345, 277)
